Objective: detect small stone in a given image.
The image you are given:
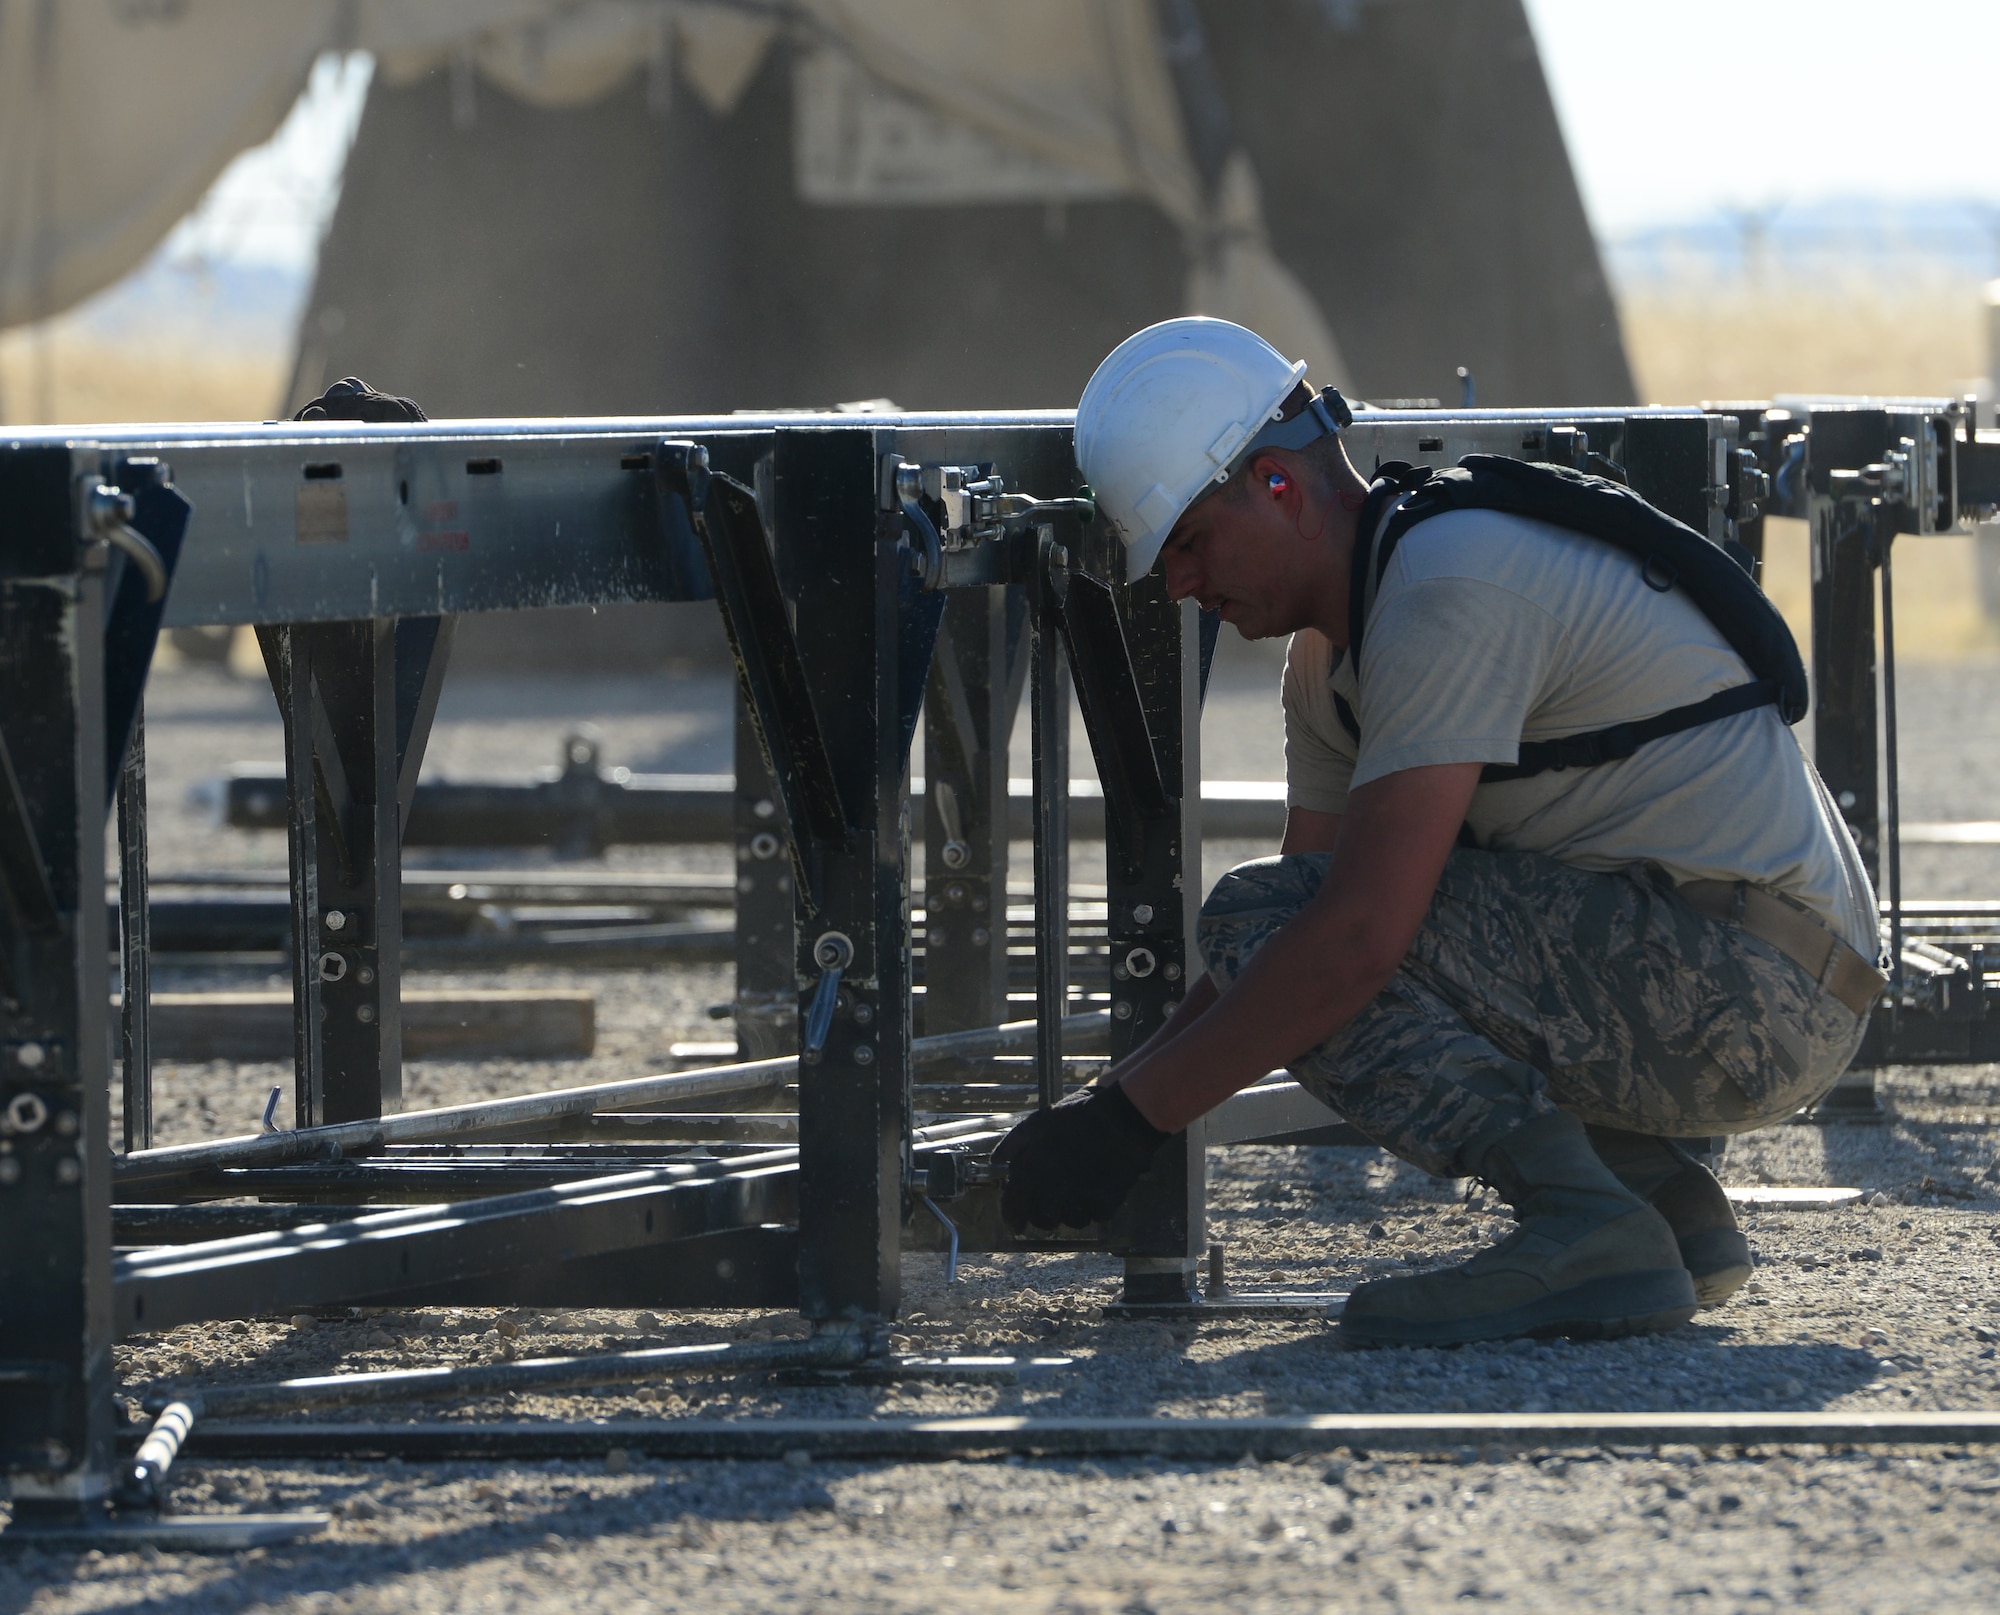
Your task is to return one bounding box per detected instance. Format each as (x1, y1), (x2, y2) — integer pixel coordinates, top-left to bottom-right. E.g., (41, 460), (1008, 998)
(340, 1493), (381, 1520)
(604, 1448), (631, 1475)
(496, 1319), (521, 1340)
(784, 1449), (813, 1469)
(289, 1314), (315, 1330)
(1326, 1510), (1355, 1534)
(635, 1312), (663, 1331)
(1859, 1327), (1891, 1349)
(1366, 1223), (1388, 1241)
(364, 1329), (396, 1348)
(1715, 1494), (1742, 1513)
(1974, 1326), (1998, 1344)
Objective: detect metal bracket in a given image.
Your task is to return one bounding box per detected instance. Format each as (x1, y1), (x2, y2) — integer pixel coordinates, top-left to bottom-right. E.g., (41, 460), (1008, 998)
(658, 441), (849, 911)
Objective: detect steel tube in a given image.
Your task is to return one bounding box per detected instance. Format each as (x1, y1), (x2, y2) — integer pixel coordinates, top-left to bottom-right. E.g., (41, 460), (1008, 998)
(155, 1336), (871, 1419)
(152, 1409), (2000, 1464)
(115, 1010), (1110, 1185)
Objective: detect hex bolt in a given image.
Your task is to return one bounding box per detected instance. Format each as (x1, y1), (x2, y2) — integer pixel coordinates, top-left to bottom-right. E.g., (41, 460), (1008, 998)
(54, 1110), (78, 1138)
(324, 909), (348, 932)
(1163, 962), (1183, 982)
(749, 831), (781, 860)
(851, 1002), (875, 1027)
(854, 1044), (875, 1065)
(317, 951), (349, 983)
(944, 882), (969, 907)
(970, 927), (990, 946)
(1131, 903), (1154, 925)
(15, 1042), (44, 1070)
(1112, 1001), (1134, 1020)
(356, 1004), (377, 1024)
(1124, 947), (1158, 979)
(357, 965), (376, 986)
(752, 798), (776, 820)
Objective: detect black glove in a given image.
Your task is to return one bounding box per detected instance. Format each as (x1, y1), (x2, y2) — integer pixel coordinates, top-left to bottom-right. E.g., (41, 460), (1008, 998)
(993, 1082), (1171, 1233)
(294, 376), (428, 423)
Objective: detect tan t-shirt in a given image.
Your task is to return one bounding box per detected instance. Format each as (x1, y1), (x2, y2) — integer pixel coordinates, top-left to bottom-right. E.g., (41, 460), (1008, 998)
(1283, 505), (1878, 954)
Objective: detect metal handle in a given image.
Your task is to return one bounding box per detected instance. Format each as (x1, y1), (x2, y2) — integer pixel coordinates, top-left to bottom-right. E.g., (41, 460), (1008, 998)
(802, 931), (854, 1055)
(934, 780), (971, 870)
(87, 484), (168, 603)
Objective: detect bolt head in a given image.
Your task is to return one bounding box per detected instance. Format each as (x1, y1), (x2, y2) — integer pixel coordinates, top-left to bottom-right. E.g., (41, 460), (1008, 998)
(54, 1156), (80, 1185)
(16, 1043), (44, 1069)
(1112, 1001), (1134, 1020)
(854, 1044), (875, 1065)
(356, 1004), (377, 1024)
(1131, 903), (1155, 925)
(324, 910), (348, 932)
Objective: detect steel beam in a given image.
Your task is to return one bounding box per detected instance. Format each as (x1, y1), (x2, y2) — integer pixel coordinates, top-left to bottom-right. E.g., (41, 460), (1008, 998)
(0, 448), (117, 1520)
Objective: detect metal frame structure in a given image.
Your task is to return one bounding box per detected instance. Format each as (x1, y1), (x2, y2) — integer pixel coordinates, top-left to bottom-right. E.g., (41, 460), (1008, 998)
(4, 398), (1998, 1530)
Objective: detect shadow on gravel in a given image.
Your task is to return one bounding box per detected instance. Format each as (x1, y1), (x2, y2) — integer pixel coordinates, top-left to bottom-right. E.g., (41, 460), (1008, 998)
(1214, 1323), (1887, 1414)
(0, 1463), (839, 1615)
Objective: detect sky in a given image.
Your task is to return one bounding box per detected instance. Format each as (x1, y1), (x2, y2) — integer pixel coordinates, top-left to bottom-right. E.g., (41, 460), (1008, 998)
(1522, 0), (2000, 236)
(158, 2), (2000, 278)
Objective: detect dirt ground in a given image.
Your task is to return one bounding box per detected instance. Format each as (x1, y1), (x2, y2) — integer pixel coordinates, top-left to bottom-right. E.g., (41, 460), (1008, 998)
(5, 652), (2000, 1612)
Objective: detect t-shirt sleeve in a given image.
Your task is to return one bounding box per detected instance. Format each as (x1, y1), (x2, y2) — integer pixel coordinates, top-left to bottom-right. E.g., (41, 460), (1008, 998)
(1350, 573), (1567, 791)
(1282, 630), (1356, 815)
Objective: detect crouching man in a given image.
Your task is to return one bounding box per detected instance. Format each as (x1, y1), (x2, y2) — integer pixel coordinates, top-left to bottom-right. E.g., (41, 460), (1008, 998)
(994, 319), (1883, 1346)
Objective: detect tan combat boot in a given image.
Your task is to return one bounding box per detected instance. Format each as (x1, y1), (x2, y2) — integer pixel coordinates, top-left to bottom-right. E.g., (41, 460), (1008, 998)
(1585, 1125), (1752, 1309)
(1339, 1111), (1698, 1347)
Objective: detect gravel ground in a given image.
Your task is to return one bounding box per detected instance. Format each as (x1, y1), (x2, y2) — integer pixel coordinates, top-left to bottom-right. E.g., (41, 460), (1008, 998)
(9, 652), (2000, 1610)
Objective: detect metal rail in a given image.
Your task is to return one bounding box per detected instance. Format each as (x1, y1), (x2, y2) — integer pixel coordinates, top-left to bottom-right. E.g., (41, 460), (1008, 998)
(151, 1410), (2000, 1464)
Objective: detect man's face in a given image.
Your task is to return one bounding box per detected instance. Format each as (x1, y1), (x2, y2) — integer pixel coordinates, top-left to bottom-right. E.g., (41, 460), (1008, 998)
(1157, 479), (1306, 640)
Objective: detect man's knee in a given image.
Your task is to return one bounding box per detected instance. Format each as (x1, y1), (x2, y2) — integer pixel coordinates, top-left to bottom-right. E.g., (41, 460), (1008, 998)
(1196, 852), (1330, 985)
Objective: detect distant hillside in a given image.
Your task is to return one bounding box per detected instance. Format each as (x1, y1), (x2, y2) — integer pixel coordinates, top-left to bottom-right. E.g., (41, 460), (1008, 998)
(1607, 198), (2000, 285)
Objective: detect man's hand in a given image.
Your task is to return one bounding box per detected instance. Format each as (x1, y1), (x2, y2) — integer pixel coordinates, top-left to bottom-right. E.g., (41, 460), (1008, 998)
(294, 376), (428, 423)
(992, 1083), (1170, 1232)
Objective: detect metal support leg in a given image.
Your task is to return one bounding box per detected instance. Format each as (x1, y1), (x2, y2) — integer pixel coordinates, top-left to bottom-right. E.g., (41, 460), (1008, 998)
(1105, 586), (1206, 1304)
(920, 589), (1021, 1036)
(0, 487), (117, 1520)
(260, 621), (411, 1126)
(117, 705), (151, 1153)
(1031, 545), (1071, 1109)
(734, 690), (796, 1060)
(785, 430), (909, 1323)
(1809, 415), (1886, 1118)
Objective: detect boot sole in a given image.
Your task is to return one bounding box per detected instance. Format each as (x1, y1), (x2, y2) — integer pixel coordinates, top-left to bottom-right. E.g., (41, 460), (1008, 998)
(1338, 1267), (1698, 1348)
(1679, 1228), (1754, 1309)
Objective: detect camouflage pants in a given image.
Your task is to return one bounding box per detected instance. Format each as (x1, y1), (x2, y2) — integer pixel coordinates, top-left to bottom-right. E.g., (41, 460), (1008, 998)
(1196, 849), (1868, 1179)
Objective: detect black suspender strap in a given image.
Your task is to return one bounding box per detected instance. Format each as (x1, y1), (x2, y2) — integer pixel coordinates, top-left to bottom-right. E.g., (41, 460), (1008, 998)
(1477, 678), (1782, 784)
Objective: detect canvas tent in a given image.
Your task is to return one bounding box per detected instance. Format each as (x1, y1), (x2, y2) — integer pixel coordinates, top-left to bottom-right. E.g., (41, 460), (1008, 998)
(0, 0), (1629, 413)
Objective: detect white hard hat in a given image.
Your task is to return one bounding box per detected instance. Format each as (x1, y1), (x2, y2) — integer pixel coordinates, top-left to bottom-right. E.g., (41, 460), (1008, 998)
(1075, 317), (1346, 583)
